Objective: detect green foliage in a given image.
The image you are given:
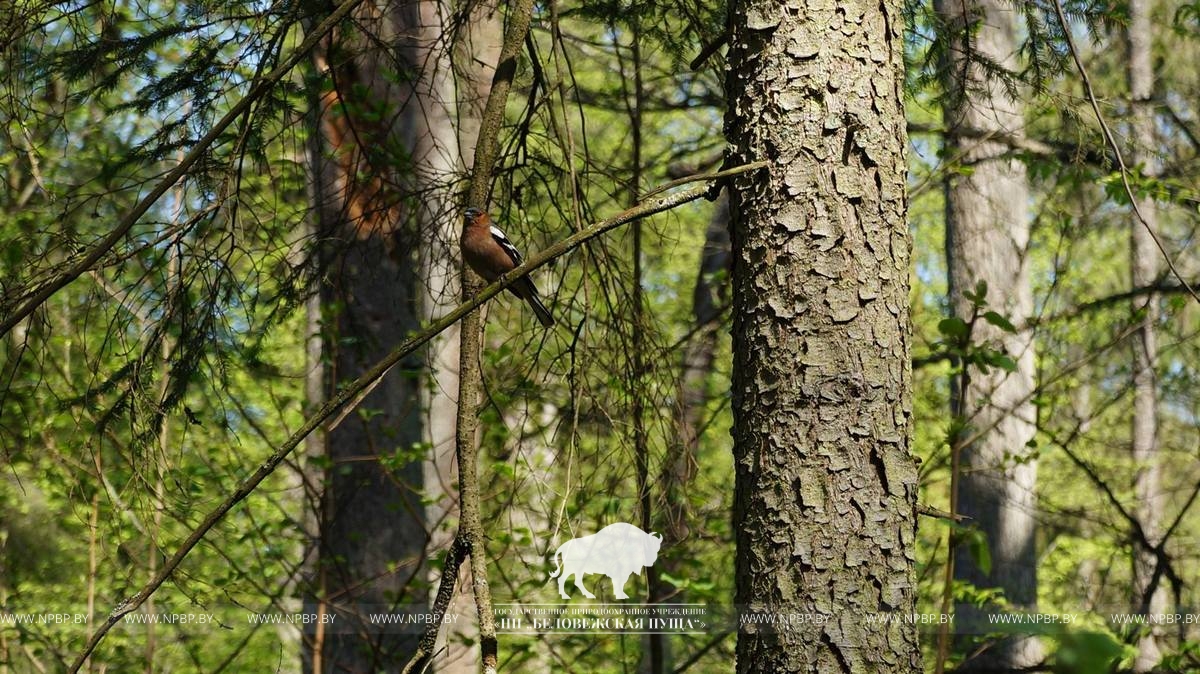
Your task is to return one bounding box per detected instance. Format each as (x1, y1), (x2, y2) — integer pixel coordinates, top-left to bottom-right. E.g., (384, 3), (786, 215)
(1049, 628), (1129, 673)
(959, 525), (992, 577)
(931, 284), (1021, 375)
(3, 0), (1200, 670)
(1160, 640), (1200, 672)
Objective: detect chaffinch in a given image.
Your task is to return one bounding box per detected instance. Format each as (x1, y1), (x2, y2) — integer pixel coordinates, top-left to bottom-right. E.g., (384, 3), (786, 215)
(461, 207), (555, 327)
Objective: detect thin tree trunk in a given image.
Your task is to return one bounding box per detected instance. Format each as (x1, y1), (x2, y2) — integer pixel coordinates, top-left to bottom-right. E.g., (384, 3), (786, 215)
(936, 0), (1041, 668)
(657, 193), (728, 597)
(647, 195), (730, 672)
(300, 71), (329, 674)
(725, 0), (920, 670)
(1127, 0), (1166, 669)
(418, 1), (501, 670)
(677, 194), (729, 458)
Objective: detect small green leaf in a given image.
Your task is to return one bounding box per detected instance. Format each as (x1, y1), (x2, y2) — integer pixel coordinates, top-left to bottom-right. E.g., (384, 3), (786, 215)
(982, 310), (1017, 334)
(990, 353), (1018, 372)
(660, 572), (685, 588)
(938, 317), (970, 339)
(963, 279), (989, 306)
(967, 528), (992, 575)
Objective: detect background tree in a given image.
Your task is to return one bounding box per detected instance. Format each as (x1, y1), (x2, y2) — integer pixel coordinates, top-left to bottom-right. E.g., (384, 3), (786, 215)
(933, 0), (1041, 669)
(4, 0), (1200, 673)
(1126, 0), (1167, 669)
(303, 0), (436, 667)
(302, 0), (502, 670)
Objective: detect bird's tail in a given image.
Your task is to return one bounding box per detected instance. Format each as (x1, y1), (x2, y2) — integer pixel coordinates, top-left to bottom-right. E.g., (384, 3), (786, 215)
(527, 293), (554, 327)
(511, 277), (554, 327)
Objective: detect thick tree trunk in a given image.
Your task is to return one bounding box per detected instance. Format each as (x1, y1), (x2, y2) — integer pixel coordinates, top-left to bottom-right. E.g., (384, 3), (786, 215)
(317, 236), (427, 671)
(1127, 0), (1166, 669)
(725, 0), (920, 670)
(304, 0), (440, 669)
(936, 0), (1041, 668)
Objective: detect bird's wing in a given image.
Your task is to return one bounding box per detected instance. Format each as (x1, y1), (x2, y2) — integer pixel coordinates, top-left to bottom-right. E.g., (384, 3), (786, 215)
(490, 225), (524, 267)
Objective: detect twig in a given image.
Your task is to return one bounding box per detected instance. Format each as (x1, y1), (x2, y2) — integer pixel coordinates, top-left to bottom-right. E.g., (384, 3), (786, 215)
(0, 0), (371, 340)
(400, 539), (467, 674)
(689, 29), (729, 71)
(66, 162), (769, 673)
(327, 163), (763, 432)
(1049, 0), (1200, 307)
(643, 160), (768, 201)
(917, 503), (968, 522)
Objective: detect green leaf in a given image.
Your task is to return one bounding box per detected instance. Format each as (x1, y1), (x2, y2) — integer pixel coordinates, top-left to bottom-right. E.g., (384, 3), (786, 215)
(938, 317), (970, 339)
(1103, 173), (1132, 205)
(963, 279), (989, 306)
(982, 310), (1017, 334)
(988, 353), (1018, 372)
(1051, 630), (1126, 674)
(966, 528), (992, 576)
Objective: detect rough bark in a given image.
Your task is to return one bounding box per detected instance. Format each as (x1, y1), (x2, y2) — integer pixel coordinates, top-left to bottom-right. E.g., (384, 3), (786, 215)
(304, 0), (433, 669)
(935, 0), (1041, 667)
(1127, 0), (1166, 669)
(725, 0), (920, 671)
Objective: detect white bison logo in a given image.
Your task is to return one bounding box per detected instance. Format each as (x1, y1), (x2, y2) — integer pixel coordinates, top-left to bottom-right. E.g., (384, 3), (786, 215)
(548, 522), (663, 600)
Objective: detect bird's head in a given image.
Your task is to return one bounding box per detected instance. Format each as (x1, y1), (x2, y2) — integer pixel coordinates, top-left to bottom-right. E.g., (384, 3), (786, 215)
(463, 207), (486, 228)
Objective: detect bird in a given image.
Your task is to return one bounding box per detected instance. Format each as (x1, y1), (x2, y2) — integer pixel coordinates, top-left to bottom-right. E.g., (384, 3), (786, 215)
(461, 207), (555, 327)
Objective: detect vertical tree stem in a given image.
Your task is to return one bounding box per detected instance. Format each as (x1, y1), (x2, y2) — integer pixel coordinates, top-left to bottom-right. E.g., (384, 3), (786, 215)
(451, 0), (536, 670)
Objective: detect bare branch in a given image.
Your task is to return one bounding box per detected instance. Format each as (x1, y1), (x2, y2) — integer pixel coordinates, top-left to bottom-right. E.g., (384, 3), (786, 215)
(66, 161), (768, 673)
(1049, 0), (1200, 307)
(0, 0), (370, 340)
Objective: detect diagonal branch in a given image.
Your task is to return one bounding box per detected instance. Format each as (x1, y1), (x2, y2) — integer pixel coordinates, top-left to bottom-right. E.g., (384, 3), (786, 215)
(1049, 0), (1200, 308)
(66, 161), (768, 673)
(0, 0), (369, 340)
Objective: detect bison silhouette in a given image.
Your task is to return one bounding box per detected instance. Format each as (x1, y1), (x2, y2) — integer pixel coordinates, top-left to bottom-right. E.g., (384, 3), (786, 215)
(549, 523), (663, 600)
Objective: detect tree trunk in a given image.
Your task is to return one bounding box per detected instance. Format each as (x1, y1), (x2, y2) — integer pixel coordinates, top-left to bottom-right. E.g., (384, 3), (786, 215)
(304, 0), (437, 669)
(936, 0), (1041, 668)
(675, 194), (730, 477)
(1127, 0), (1166, 669)
(658, 194), (731, 566)
(725, 0), (920, 670)
(416, 1), (500, 671)
(645, 196), (730, 673)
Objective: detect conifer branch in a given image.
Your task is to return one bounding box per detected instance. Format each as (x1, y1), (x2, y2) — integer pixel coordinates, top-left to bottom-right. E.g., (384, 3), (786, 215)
(0, 0), (370, 340)
(66, 162), (767, 673)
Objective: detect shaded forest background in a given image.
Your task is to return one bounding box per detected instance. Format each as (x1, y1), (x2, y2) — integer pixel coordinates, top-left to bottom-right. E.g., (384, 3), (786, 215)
(1, 0), (1199, 671)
